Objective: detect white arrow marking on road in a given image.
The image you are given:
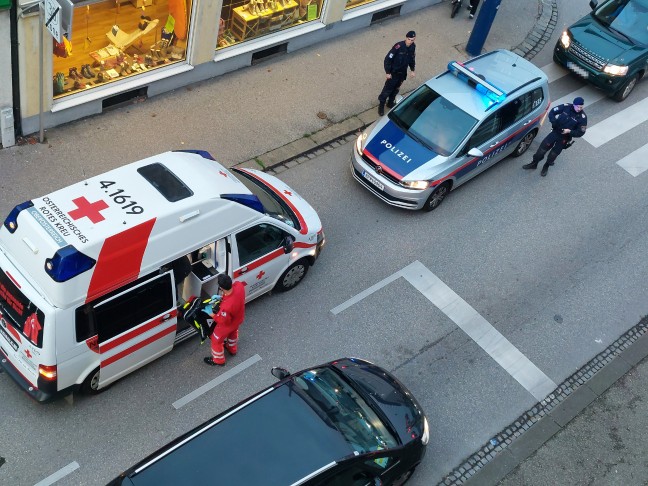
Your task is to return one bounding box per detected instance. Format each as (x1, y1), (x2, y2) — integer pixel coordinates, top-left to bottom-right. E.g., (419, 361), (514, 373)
(34, 462), (80, 486)
(583, 96), (648, 148)
(616, 143), (648, 177)
(172, 354), (262, 409)
(332, 261), (557, 401)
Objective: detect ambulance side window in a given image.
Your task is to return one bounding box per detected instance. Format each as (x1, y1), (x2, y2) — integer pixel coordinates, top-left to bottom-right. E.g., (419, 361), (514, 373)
(236, 224), (286, 266)
(87, 274), (173, 343)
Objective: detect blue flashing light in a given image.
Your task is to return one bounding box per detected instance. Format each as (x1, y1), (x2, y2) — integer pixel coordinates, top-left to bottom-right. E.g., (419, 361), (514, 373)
(3, 201), (34, 234)
(44, 245), (96, 282)
(447, 61), (506, 105)
(173, 149), (216, 160)
(221, 194), (265, 213)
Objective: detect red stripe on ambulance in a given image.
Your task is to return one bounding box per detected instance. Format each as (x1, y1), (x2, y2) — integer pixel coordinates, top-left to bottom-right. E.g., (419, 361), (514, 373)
(101, 323), (177, 368)
(86, 219), (157, 303)
(100, 309), (179, 353)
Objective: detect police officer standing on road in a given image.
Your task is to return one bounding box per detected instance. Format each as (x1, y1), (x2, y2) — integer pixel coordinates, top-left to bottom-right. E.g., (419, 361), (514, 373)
(378, 31), (416, 116)
(523, 97), (588, 177)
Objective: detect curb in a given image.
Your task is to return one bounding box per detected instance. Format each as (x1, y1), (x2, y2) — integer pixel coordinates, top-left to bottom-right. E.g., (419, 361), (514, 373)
(233, 0), (559, 175)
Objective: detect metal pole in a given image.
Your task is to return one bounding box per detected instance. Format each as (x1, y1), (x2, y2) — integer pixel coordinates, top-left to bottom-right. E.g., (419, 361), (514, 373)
(39, 1), (44, 143)
(466, 0), (503, 57)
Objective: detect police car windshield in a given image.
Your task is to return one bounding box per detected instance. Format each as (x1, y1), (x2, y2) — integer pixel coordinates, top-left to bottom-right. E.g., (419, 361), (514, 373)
(593, 0), (648, 45)
(389, 85), (478, 156)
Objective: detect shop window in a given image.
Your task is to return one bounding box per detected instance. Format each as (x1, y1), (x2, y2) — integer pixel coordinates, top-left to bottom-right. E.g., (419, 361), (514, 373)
(217, 0), (324, 49)
(52, 0), (193, 99)
(345, 0), (381, 11)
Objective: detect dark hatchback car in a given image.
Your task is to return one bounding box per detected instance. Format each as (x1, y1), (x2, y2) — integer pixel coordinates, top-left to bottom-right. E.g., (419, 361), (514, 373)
(109, 358), (429, 486)
(553, 0), (648, 101)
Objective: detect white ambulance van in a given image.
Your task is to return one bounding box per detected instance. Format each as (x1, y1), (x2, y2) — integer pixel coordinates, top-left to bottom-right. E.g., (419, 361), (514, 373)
(0, 150), (325, 402)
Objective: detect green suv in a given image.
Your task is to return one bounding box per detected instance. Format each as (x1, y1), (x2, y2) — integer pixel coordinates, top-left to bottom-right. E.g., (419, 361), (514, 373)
(554, 0), (647, 101)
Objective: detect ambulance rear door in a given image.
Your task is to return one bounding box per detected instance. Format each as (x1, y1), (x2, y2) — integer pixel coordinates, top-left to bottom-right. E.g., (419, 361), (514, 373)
(231, 222), (295, 301)
(85, 271), (177, 388)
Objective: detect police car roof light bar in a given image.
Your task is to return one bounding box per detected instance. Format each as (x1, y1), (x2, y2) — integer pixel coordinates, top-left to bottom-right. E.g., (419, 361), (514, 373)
(447, 61), (506, 103)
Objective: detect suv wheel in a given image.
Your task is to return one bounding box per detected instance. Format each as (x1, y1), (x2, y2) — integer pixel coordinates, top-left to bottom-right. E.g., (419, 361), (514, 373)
(613, 73), (639, 101)
(511, 130), (537, 157)
(423, 182), (450, 212)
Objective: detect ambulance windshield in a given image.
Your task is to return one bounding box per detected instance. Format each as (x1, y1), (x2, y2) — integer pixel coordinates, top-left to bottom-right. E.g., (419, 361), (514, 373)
(0, 271), (45, 348)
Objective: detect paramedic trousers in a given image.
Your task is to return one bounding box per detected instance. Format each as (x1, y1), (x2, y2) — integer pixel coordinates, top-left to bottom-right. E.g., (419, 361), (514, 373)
(210, 326), (239, 364)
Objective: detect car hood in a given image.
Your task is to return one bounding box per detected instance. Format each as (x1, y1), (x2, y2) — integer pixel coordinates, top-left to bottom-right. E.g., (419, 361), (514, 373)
(363, 119), (445, 180)
(570, 15), (641, 64)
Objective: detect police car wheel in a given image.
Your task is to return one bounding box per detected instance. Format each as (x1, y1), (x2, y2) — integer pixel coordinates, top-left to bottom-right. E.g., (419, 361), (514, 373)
(423, 182), (450, 212)
(276, 259), (309, 291)
(613, 74), (639, 102)
(511, 130), (537, 157)
(81, 367), (108, 395)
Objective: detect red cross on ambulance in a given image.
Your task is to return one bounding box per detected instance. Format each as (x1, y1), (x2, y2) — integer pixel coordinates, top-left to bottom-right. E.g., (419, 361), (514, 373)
(68, 196), (109, 224)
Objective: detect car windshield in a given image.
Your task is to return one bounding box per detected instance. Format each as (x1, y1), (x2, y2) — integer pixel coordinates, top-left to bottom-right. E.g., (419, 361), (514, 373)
(293, 367), (399, 454)
(593, 0), (648, 45)
(389, 84), (478, 156)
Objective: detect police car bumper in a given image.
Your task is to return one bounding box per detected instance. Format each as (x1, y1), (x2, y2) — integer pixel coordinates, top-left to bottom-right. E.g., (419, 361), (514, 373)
(350, 152), (430, 210)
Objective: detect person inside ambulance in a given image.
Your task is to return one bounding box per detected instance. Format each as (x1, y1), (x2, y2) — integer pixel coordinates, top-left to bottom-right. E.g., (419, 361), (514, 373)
(204, 274), (245, 367)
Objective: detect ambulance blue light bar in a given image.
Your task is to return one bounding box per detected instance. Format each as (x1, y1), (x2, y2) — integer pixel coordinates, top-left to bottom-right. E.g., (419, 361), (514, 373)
(45, 245), (96, 282)
(447, 61), (506, 104)
(3, 201), (34, 234)
(173, 149), (216, 160)
(221, 194), (265, 214)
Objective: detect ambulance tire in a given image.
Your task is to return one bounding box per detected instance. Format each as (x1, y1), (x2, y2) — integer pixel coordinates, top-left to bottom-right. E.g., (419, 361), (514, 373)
(275, 259), (309, 291)
(81, 367), (108, 395)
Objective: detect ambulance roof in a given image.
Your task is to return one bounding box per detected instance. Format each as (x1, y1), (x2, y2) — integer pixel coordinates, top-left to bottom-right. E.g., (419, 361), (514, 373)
(1, 151), (264, 307)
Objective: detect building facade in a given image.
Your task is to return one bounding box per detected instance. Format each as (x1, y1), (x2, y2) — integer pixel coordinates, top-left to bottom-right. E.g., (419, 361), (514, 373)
(12, 0), (436, 136)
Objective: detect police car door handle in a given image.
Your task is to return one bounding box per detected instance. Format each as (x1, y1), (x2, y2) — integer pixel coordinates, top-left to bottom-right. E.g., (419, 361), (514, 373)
(489, 141), (500, 147)
(523, 120), (533, 126)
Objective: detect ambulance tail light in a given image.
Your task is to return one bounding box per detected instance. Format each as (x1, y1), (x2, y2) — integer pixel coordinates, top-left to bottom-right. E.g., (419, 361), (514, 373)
(38, 364), (57, 381)
(173, 149), (216, 160)
(4, 201), (34, 234)
(221, 194), (265, 214)
(45, 245), (96, 282)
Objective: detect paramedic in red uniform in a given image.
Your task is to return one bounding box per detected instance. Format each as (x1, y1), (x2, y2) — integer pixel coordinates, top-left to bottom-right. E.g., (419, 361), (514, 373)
(204, 274), (246, 366)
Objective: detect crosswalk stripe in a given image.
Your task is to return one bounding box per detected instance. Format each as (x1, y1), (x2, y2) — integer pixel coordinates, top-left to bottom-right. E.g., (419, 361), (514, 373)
(540, 62), (568, 83)
(583, 97), (648, 148)
(616, 143), (648, 177)
(550, 85), (605, 109)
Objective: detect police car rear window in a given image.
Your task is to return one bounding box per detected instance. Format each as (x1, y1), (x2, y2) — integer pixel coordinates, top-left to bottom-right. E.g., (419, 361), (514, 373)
(137, 163), (194, 202)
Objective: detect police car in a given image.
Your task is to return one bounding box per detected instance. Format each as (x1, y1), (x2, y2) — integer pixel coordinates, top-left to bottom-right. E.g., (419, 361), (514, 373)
(352, 49), (550, 211)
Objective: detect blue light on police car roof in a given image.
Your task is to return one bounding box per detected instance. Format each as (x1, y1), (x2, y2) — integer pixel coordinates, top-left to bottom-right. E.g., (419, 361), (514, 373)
(45, 245), (96, 282)
(447, 61), (506, 105)
(3, 201), (34, 234)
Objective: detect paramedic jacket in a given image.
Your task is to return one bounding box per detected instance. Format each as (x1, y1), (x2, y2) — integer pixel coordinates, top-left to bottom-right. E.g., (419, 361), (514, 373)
(384, 41), (416, 76)
(548, 103), (587, 140)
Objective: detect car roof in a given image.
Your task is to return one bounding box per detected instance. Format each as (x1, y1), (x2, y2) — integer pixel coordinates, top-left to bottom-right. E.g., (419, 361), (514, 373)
(428, 49), (547, 120)
(125, 376), (355, 485)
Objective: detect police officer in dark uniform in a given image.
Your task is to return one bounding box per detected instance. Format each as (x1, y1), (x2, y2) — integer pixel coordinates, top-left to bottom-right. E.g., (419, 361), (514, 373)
(378, 31), (417, 116)
(523, 97), (588, 176)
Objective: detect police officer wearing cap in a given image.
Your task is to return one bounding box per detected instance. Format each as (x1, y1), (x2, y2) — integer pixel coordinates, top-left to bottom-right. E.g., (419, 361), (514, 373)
(523, 97), (588, 176)
(378, 31), (416, 116)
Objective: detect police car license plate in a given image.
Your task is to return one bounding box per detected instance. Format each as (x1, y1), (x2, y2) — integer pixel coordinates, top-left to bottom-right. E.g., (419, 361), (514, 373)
(362, 170), (384, 191)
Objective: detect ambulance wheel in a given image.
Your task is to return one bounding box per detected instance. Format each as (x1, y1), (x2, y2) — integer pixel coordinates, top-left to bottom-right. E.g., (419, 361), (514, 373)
(423, 182), (450, 212)
(511, 129), (537, 157)
(276, 259), (309, 291)
(81, 367), (107, 395)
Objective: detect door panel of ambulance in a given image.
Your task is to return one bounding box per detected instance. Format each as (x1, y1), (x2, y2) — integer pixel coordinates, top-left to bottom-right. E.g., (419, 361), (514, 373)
(232, 223), (293, 301)
(93, 272), (177, 387)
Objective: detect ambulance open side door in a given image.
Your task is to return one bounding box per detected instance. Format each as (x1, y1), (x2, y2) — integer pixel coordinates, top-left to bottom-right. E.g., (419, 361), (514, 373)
(92, 271), (177, 388)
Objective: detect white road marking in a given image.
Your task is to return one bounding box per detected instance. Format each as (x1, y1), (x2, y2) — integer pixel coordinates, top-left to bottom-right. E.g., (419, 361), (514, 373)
(172, 354), (262, 409)
(34, 462), (80, 486)
(583, 97), (648, 147)
(616, 143), (648, 177)
(331, 261), (557, 401)
(550, 85), (605, 109)
(540, 62), (568, 84)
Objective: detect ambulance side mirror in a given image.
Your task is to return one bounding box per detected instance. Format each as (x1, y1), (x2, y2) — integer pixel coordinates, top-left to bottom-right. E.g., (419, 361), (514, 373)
(282, 235), (295, 254)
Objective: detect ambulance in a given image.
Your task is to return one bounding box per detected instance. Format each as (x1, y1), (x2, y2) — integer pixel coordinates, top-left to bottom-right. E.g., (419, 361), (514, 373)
(0, 150), (325, 402)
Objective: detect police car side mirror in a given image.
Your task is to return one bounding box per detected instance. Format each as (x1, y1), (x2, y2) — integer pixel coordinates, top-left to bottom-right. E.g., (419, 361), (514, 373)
(589, 0), (598, 10)
(395, 94), (404, 105)
(271, 367), (290, 380)
(283, 235), (295, 254)
(467, 148), (484, 158)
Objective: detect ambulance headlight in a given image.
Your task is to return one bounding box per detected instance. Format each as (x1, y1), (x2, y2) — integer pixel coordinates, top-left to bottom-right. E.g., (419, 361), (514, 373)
(400, 180), (429, 190)
(4, 201), (34, 234)
(355, 132), (368, 155)
(603, 63), (628, 76)
(559, 31), (570, 49)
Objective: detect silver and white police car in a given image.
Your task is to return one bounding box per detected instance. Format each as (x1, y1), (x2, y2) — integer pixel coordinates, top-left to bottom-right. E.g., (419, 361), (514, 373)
(352, 49), (550, 211)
